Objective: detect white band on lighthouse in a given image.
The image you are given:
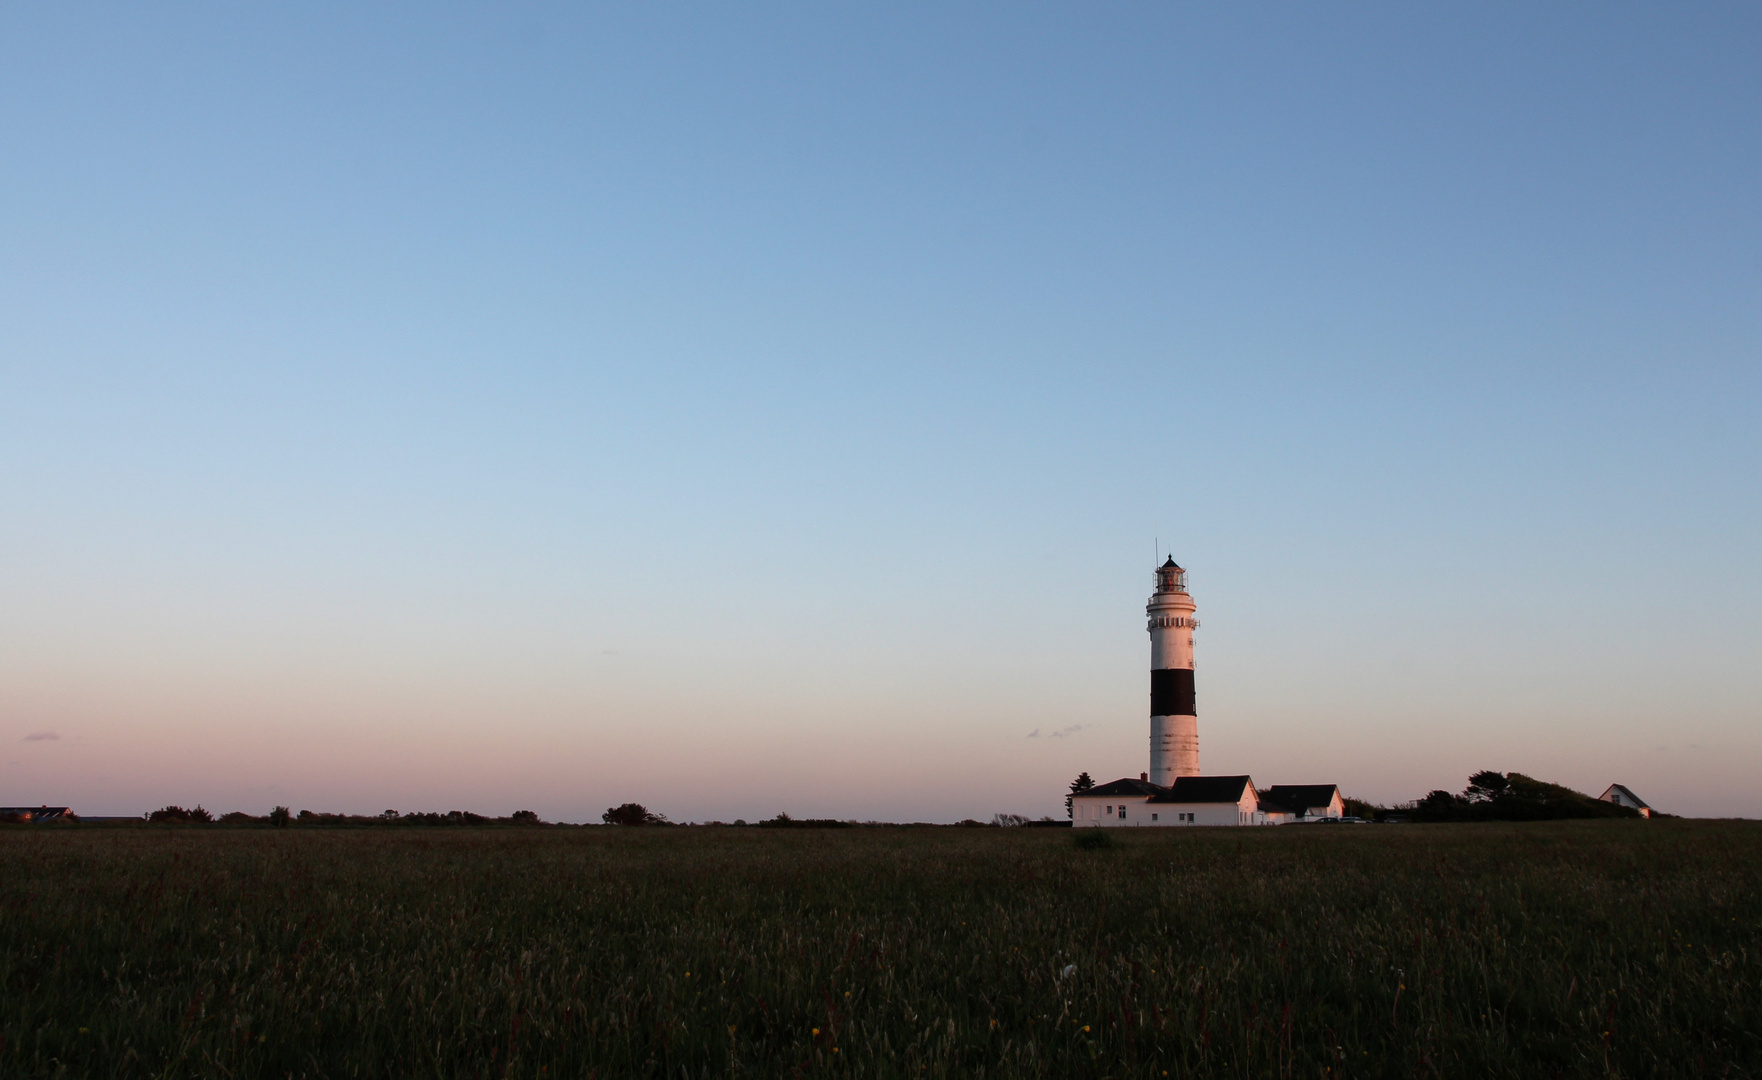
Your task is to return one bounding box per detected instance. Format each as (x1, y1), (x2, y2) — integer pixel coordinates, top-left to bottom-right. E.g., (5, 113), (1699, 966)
(1147, 556), (1199, 785)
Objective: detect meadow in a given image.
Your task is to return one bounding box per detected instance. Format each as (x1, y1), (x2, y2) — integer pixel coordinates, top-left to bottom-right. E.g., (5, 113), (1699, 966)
(2, 820), (1757, 1078)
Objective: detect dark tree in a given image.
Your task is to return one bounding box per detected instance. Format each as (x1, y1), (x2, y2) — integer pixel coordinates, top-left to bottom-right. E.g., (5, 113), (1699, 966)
(1342, 796), (1384, 820)
(149, 805), (212, 823)
(603, 803), (668, 826)
(1412, 789), (1467, 822)
(269, 806), (291, 828)
(510, 810), (541, 825)
(1066, 772), (1095, 819)
(1464, 771), (1510, 803)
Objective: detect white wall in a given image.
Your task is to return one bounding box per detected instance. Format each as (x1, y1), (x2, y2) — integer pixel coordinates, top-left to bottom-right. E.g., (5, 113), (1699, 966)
(1071, 795), (1150, 826)
(1072, 792), (1272, 827)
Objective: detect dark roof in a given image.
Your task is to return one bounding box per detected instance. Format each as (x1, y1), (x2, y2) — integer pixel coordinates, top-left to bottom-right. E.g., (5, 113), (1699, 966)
(1259, 785), (1340, 814)
(1161, 556), (1181, 569)
(1150, 775), (1253, 804)
(0, 806), (73, 821)
(1080, 778), (1168, 799)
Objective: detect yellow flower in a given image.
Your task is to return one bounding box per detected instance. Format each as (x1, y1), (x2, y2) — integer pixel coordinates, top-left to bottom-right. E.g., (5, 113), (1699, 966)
(1082, 1025), (1091, 1033)
(812, 1028), (820, 1036)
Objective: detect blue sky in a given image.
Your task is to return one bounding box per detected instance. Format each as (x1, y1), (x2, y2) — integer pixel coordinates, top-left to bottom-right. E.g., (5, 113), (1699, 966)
(3, 4), (1758, 820)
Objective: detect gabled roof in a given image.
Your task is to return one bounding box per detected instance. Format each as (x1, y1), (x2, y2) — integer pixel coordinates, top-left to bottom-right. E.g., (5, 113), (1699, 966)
(1599, 784), (1650, 809)
(1259, 785), (1340, 814)
(1150, 775), (1254, 804)
(0, 806), (73, 821)
(1078, 778), (1167, 800)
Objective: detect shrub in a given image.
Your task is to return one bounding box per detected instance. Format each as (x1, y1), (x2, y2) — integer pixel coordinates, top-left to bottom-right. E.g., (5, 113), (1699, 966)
(1074, 830), (1114, 850)
(148, 805), (212, 823)
(603, 803), (670, 826)
(755, 813), (851, 828)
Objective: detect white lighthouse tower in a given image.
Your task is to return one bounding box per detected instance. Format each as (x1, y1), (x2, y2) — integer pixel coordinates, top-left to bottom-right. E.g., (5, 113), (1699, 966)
(1147, 556), (1199, 785)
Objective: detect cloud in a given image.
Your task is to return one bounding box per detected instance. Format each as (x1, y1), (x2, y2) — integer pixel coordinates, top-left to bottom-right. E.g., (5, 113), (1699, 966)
(23, 732), (59, 742)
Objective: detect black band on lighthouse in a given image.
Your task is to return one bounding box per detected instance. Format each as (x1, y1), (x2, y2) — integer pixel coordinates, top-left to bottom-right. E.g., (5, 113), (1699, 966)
(1150, 668), (1196, 716)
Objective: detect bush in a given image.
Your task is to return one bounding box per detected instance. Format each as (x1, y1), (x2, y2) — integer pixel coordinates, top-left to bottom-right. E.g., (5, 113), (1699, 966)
(1074, 830), (1114, 850)
(1403, 772), (1640, 823)
(148, 805), (212, 824)
(602, 803), (670, 826)
(755, 812), (851, 829)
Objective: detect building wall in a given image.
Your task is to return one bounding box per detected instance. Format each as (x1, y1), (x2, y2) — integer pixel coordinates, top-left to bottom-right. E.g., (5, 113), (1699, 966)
(1072, 793), (1269, 827)
(1156, 795), (1260, 827)
(1071, 796), (1151, 827)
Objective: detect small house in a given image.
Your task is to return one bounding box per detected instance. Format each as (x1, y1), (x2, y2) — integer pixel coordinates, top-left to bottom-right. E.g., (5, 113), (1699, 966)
(1258, 785), (1344, 823)
(1598, 784), (1653, 818)
(1071, 775), (1277, 827)
(0, 806), (74, 823)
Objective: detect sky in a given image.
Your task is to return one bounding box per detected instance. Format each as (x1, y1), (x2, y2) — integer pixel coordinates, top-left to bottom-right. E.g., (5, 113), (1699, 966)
(2, 4), (1758, 822)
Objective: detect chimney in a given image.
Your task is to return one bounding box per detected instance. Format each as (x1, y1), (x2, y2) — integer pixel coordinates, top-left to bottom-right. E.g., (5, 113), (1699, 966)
(1140, 772), (1148, 781)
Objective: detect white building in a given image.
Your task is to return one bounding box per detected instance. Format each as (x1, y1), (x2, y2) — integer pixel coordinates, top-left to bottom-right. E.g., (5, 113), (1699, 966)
(1071, 776), (1343, 828)
(1258, 785), (1346, 823)
(1599, 784), (1653, 818)
(1067, 559), (1345, 827)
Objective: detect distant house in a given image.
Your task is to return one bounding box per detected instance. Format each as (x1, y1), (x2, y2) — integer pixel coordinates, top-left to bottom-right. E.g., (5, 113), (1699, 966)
(1071, 777), (1166, 826)
(1072, 775), (1308, 827)
(1258, 785), (1344, 823)
(0, 806), (74, 823)
(1157, 775), (1264, 827)
(1599, 785), (1653, 818)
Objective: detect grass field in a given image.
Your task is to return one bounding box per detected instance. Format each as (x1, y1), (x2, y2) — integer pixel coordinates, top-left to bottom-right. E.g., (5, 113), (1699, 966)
(3, 820), (1758, 1078)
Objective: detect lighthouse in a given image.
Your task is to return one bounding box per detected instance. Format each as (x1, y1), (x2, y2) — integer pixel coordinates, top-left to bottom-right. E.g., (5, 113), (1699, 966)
(1064, 556), (1342, 826)
(1147, 556), (1199, 784)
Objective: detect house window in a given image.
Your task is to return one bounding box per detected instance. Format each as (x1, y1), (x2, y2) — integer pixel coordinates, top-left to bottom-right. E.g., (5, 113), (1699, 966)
(1118, 807), (1126, 819)
(1105, 806), (1113, 814)
(1151, 813), (1158, 821)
